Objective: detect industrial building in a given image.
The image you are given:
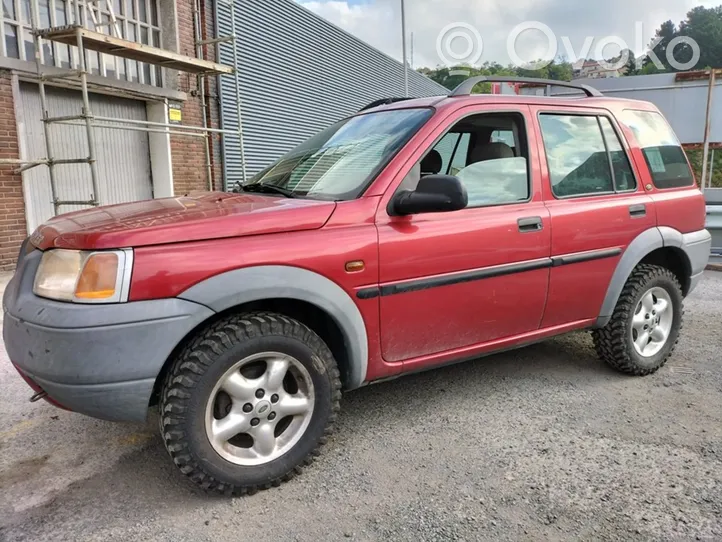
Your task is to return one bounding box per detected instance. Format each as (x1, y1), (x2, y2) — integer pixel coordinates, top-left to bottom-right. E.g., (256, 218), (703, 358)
(0, 0), (446, 270)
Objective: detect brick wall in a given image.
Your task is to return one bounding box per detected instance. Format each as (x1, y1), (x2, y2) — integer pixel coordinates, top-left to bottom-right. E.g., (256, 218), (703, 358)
(170, 0), (224, 195)
(0, 72), (26, 272)
(0, 0), (224, 270)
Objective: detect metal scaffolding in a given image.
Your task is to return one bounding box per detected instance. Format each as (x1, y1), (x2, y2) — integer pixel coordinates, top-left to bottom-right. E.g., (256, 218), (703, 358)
(0, 0), (246, 215)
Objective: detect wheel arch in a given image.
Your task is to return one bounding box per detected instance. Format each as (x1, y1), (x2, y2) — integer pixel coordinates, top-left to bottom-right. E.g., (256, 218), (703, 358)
(595, 227), (694, 328)
(150, 266), (368, 406)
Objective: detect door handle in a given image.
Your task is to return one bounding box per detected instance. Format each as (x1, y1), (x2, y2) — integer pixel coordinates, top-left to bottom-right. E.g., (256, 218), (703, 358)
(517, 216), (543, 232)
(629, 204), (646, 217)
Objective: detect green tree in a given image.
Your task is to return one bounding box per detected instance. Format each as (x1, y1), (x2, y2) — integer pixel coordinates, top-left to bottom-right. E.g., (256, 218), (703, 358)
(417, 59), (574, 92)
(644, 6), (722, 72)
(646, 20), (678, 71)
(677, 6), (722, 69)
(547, 61), (574, 81)
(623, 53), (639, 76)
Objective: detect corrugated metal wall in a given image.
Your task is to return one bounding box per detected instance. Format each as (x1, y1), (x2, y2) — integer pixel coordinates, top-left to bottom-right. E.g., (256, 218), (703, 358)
(18, 83), (153, 232)
(215, 0), (448, 187)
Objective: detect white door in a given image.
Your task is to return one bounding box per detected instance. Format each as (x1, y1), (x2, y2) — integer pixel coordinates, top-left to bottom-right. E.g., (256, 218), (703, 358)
(18, 83), (153, 232)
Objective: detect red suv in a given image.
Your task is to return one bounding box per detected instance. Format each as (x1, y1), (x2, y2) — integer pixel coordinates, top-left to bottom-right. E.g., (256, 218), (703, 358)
(3, 77), (711, 494)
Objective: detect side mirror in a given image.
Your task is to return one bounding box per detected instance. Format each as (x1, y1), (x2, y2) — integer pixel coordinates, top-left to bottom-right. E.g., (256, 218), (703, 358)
(390, 174), (468, 216)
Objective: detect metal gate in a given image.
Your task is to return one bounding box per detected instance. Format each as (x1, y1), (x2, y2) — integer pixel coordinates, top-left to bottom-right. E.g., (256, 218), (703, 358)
(18, 82), (153, 232)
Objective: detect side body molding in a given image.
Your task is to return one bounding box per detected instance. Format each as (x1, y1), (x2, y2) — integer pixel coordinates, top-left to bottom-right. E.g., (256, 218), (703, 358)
(595, 228), (664, 328)
(178, 265), (369, 390)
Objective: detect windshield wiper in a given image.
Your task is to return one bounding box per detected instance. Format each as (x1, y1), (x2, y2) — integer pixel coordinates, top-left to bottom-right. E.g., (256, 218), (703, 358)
(240, 183), (296, 198)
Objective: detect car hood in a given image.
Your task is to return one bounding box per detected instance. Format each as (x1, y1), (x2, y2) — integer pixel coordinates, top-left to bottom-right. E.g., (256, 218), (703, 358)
(30, 192), (337, 250)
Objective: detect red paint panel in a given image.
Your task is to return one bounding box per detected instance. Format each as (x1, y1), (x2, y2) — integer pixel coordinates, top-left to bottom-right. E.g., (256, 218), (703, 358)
(651, 188), (707, 234)
(377, 201), (551, 364)
(542, 257), (620, 327)
(379, 268), (549, 361)
(540, 192), (656, 328)
(544, 195), (655, 256)
(379, 203), (551, 361)
(398, 317), (596, 373)
(31, 193), (336, 250)
(378, 203), (551, 283)
(129, 201), (378, 301)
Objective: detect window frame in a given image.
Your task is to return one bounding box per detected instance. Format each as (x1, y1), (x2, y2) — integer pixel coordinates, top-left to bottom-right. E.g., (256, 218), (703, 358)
(598, 115), (639, 194)
(410, 108), (534, 210)
(536, 109), (640, 200)
(0, 0), (162, 87)
(619, 108), (695, 191)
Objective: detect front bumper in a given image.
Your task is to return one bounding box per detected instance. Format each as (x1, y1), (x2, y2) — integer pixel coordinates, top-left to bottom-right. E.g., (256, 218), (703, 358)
(2, 246), (214, 422)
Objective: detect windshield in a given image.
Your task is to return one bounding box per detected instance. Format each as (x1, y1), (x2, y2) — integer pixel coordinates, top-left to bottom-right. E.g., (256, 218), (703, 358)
(239, 108), (433, 200)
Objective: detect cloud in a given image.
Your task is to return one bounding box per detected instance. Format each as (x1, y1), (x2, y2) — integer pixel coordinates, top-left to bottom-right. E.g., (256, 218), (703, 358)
(298, 0), (718, 68)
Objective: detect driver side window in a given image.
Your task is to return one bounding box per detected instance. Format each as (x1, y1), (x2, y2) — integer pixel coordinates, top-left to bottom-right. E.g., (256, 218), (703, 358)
(405, 112), (531, 208)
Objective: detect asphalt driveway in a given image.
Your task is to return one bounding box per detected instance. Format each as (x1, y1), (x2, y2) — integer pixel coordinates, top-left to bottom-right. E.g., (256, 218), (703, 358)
(1, 272), (721, 541)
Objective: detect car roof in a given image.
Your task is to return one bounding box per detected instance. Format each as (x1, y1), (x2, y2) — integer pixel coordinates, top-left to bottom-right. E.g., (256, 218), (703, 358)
(362, 94), (657, 114)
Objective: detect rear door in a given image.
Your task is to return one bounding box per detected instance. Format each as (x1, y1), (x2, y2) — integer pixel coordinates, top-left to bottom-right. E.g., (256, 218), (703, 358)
(530, 106), (656, 327)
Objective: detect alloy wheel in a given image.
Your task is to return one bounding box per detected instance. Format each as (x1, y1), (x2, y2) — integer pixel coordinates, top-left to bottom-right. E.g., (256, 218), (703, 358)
(630, 287), (674, 357)
(204, 352), (315, 466)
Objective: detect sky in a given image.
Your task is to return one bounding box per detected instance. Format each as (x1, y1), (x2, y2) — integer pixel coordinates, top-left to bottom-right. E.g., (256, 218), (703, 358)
(297, 0), (718, 69)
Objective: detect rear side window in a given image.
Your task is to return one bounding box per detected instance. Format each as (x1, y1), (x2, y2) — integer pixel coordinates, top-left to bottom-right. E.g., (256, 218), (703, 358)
(539, 114), (636, 198)
(619, 110), (694, 189)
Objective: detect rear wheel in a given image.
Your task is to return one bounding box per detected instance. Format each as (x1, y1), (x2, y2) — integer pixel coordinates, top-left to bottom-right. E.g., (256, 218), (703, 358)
(592, 264), (683, 376)
(159, 312), (341, 495)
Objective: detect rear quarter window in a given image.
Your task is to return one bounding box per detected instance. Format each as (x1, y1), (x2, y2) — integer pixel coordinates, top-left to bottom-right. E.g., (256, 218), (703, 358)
(619, 110), (694, 189)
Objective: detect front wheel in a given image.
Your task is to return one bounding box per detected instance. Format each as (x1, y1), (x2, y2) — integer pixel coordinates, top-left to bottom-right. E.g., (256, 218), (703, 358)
(159, 312), (341, 495)
(592, 264), (683, 376)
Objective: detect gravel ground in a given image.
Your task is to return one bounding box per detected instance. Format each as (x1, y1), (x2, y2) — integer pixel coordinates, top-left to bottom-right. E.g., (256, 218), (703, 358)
(1, 272), (721, 542)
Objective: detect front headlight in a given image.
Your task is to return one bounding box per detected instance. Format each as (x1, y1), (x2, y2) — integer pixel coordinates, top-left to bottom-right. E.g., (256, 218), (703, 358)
(33, 249), (133, 303)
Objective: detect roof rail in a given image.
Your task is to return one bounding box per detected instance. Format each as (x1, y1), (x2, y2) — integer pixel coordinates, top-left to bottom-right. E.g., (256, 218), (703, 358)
(449, 76), (603, 98)
(358, 97), (414, 111)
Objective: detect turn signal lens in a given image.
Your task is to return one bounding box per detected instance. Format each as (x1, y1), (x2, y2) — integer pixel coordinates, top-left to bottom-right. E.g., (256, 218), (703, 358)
(74, 253), (119, 300)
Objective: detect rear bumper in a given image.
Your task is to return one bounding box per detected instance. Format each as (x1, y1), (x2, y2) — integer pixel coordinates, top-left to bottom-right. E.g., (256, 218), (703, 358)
(2, 247), (214, 422)
(682, 229), (712, 295)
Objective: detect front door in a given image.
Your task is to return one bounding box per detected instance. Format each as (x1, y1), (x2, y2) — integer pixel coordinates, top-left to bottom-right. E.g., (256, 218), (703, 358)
(376, 105), (551, 365)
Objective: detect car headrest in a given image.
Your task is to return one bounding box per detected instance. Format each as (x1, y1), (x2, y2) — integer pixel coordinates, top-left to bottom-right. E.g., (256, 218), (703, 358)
(420, 149), (443, 175)
(469, 141), (514, 164)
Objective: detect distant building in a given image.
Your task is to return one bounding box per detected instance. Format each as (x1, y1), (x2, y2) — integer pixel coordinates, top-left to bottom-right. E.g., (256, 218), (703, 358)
(573, 60), (623, 80)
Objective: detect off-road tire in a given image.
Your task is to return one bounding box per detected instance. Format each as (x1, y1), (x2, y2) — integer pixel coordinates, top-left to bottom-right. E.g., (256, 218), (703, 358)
(159, 312), (341, 495)
(592, 264), (683, 376)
